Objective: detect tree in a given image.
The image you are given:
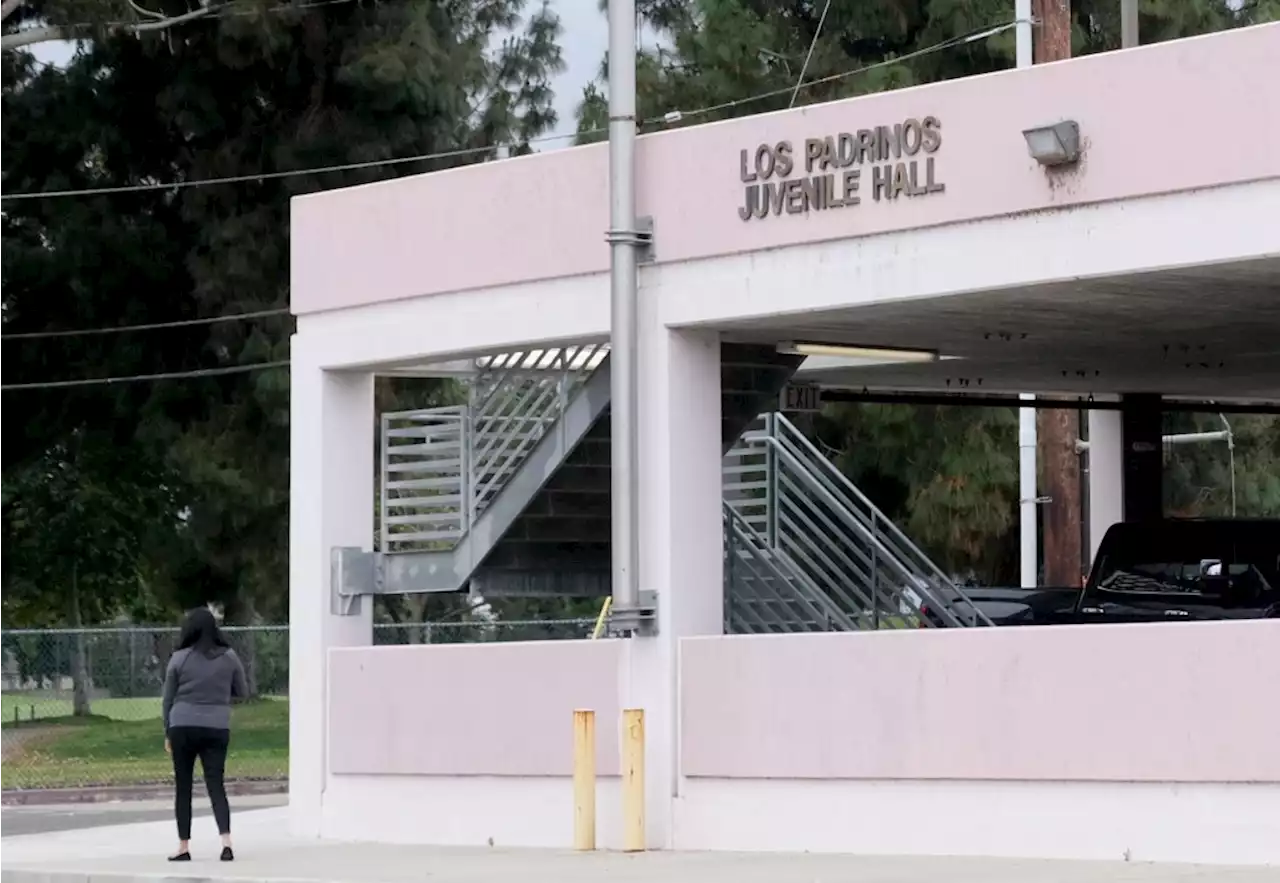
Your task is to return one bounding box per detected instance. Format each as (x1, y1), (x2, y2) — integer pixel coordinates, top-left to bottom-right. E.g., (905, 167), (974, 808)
(3, 0), (219, 50)
(1163, 413), (1280, 518)
(2, 436), (171, 713)
(3, 0), (565, 628)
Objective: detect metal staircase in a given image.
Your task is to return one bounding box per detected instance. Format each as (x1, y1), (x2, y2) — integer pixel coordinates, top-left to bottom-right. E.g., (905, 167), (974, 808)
(373, 342), (800, 599)
(372, 346), (988, 630)
(722, 414), (993, 631)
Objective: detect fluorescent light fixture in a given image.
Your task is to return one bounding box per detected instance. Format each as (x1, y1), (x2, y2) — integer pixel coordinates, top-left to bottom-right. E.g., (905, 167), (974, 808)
(777, 341), (940, 363)
(1022, 120), (1081, 167)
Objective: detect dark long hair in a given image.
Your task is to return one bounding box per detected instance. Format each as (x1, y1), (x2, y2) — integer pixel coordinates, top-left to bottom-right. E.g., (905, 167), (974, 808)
(177, 607), (230, 659)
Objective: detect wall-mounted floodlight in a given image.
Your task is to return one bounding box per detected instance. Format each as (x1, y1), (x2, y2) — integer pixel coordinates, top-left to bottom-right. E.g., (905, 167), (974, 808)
(777, 341), (940, 364)
(1022, 120), (1081, 167)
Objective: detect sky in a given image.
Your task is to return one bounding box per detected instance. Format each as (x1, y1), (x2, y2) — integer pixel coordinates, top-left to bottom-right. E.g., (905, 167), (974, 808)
(551, 0), (609, 139)
(29, 0), (609, 143)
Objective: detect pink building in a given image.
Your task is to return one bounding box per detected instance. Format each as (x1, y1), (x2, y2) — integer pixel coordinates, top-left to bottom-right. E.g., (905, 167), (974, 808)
(289, 24), (1280, 865)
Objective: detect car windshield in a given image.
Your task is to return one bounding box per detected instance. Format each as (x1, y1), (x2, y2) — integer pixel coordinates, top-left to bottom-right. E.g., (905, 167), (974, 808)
(1097, 562), (1272, 595)
(1092, 525), (1279, 599)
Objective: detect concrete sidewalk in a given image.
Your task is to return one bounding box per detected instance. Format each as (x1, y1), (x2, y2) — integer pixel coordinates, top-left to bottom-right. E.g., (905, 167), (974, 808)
(2, 795), (288, 838)
(3, 808), (1278, 883)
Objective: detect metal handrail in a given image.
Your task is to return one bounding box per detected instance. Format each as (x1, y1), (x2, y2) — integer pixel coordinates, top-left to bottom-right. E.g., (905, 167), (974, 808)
(767, 437), (957, 627)
(777, 414), (993, 626)
(772, 415), (958, 587)
(380, 408), (468, 553)
(723, 504), (856, 633)
(726, 413), (993, 628)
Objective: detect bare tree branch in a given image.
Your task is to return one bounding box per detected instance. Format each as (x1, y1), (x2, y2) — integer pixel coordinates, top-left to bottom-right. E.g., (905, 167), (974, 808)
(128, 0), (169, 21)
(3, 23), (68, 47)
(3, 2), (215, 49)
(2, 0), (24, 22)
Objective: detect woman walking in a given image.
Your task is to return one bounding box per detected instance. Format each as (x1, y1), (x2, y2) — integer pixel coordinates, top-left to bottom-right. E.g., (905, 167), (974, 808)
(162, 607), (247, 862)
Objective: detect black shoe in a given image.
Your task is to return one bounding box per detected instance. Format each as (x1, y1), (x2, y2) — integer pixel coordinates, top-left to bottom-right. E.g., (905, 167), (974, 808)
(220, 846), (235, 862)
(169, 852), (191, 862)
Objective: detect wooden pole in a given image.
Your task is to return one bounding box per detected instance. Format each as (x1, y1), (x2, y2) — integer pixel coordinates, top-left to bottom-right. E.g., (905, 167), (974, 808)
(572, 709), (596, 851)
(621, 708), (645, 852)
(1040, 407), (1084, 585)
(1032, 0), (1071, 64)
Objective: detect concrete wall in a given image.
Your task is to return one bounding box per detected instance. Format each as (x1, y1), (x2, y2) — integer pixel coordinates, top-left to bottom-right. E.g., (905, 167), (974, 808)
(677, 620), (1280, 865)
(324, 621), (1280, 863)
(293, 24), (1280, 316)
(294, 23), (1280, 865)
(323, 639), (626, 848)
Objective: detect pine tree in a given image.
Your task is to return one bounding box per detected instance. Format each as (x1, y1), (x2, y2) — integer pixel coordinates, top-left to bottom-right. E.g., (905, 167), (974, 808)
(2, 0), (565, 624)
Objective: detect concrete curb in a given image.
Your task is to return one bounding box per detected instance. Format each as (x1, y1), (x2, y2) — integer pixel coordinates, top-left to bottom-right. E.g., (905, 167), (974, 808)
(2, 871), (307, 883)
(2, 870), (290, 883)
(1, 780), (287, 807)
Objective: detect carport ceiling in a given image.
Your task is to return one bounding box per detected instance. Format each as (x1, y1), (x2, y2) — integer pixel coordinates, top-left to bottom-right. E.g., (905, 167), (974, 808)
(724, 258), (1280, 402)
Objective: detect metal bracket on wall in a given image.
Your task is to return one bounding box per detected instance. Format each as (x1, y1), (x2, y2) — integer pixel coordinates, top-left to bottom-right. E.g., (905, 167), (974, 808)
(609, 590), (659, 636)
(330, 547), (466, 615)
(331, 547), (373, 616)
(605, 215), (655, 263)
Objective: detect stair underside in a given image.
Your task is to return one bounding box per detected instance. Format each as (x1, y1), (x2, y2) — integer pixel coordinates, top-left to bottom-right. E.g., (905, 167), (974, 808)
(388, 343), (801, 597)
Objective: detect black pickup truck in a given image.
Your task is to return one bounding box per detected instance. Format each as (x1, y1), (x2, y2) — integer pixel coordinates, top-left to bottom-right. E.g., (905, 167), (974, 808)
(924, 518), (1280, 626)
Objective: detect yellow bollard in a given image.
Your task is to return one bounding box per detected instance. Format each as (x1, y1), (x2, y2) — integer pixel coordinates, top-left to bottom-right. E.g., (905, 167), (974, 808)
(621, 708), (645, 852)
(572, 709), (596, 851)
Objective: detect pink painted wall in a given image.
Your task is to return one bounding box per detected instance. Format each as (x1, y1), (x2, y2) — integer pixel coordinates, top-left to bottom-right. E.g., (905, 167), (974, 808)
(328, 639), (622, 777)
(680, 621), (1280, 783)
(292, 25), (1280, 315)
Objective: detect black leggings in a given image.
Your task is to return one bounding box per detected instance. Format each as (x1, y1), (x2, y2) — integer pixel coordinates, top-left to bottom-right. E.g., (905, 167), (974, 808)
(170, 726), (231, 840)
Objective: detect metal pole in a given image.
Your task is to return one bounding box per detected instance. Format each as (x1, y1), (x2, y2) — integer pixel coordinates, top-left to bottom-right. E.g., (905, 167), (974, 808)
(1019, 393), (1038, 588)
(1015, 8), (1035, 589)
(1015, 0), (1033, 67)
(607, 0), (640, 620)
(1121, 0), (1138, 48)
(1219, 414), (1237, 517)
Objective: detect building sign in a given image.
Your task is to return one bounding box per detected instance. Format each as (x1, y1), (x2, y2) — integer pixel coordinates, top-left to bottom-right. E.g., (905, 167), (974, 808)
(780, 381), (822, 413)
(738, 117), (944, 222)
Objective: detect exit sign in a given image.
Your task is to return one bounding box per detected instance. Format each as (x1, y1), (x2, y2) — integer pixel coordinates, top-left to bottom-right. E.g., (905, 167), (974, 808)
(780, 382), (822, 413)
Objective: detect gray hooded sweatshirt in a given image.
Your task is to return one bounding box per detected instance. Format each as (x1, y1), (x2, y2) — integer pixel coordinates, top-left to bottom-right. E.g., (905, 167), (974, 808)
(162, 646), (247, 733)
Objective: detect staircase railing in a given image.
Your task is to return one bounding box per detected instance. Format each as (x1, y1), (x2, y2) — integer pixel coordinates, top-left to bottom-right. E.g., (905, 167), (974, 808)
(379, 344), (606, 554)
(380, 406), (468, 553)
(724, 505), (860, 633)
(725, 413), (993, 629)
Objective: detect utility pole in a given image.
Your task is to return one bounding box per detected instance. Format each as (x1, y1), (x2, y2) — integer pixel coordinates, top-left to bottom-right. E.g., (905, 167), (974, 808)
(1031, 0), (1083, 587)
(1032, 0), (1071, 63)
(606, 0), (642, 627)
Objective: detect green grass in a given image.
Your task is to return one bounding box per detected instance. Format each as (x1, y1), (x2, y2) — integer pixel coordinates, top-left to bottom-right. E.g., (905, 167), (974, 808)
(1, 699), (288, 790)
(2, 694), (166, 724)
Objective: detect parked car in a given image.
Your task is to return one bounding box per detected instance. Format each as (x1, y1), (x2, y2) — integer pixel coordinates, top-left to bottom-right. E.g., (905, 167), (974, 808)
(1072, 518), (1280, 623)
(920, 518), (1279, 626)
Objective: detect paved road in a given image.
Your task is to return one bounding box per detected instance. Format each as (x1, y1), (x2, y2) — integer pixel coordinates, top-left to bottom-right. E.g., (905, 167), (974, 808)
(2, 795), (286, 838)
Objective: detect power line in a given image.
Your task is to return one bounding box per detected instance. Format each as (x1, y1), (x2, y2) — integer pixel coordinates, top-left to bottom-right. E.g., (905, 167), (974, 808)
(2, 21), (1021, 203)
(790, 0), (834, 109)
(2, 20), (1022, 387)
(657, 20), (1023, 126)
(2, 307), (290, 340)
(1, 360), (290, 391)
(0, 131), (593, 201)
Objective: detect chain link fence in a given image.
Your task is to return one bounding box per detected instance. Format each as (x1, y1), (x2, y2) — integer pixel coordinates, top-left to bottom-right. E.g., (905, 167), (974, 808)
(2, 619), (596, 792)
